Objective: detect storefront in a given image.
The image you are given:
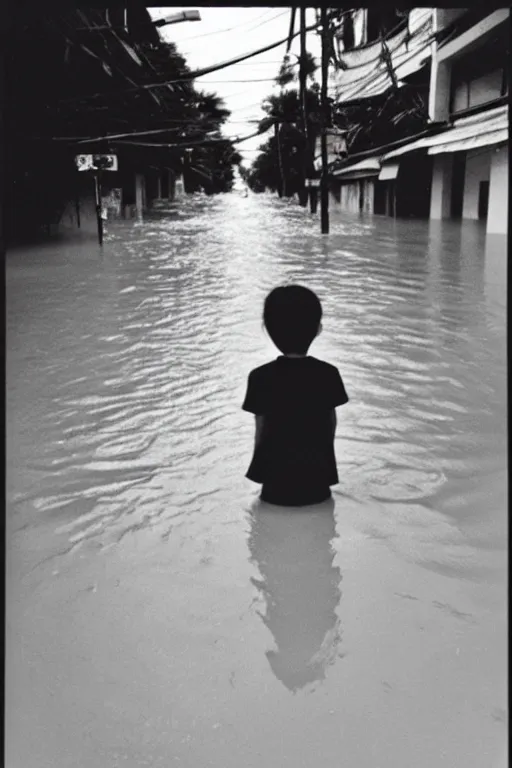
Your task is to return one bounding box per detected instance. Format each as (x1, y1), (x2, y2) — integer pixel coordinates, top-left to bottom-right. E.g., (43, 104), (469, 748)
(330, 158), (380, 214)
(379, 105), (508, 233)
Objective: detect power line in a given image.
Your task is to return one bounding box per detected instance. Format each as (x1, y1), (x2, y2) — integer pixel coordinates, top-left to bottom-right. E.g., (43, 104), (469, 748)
(67, 19), (322, 103)
(170, 9), (282, 43)
(198, 78), (279, 84)
(111, 127), (267, 149)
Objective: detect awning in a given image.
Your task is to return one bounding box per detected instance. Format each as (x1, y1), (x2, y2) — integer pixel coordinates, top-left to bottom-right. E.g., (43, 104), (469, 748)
(333, 157), (380, 178)
(381, 105), (508, 161)
(378, 163), (400, 180)
(331, 9), (433, 103)
(429, 131), (508, 154)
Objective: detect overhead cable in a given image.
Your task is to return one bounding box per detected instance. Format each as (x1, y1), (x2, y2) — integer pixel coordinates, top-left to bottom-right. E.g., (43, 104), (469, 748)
(112, 127), (267, 149)
(174, 9), (289, 43)
(107, 20), (322, 96)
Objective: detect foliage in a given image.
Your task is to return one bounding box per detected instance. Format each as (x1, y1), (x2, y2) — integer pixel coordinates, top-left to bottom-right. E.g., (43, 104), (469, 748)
(6, 9), (242, 242)
(186, 137), (242, 194)
(275, 51), (317, 88)
(248, 48), (320, 196)
(247, 86), (321, 196)
(332, 86), (429, 160)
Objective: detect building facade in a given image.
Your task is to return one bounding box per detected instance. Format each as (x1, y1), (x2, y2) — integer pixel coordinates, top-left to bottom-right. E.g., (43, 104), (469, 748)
(426, 8), (508, 234)
(327, 8), (436, 218)
(328, 8), (509, 235)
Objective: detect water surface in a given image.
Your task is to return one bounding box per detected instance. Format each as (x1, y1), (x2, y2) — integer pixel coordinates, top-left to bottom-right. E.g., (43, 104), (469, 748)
(6, 195), (507, 768)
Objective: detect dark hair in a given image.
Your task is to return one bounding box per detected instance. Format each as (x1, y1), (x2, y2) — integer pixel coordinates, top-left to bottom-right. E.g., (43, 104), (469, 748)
(263, 285), (322, 354)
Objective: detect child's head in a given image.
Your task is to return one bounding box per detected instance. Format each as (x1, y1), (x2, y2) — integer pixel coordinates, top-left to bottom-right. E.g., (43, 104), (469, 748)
(263, 285), (322, 355)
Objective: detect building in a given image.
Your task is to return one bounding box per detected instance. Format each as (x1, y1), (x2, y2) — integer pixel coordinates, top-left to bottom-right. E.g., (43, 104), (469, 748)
(426, 8), (508, 234)
(325, 8), (437, 217)
(327, 8), (509, 235)
(5, 3), (198, 243)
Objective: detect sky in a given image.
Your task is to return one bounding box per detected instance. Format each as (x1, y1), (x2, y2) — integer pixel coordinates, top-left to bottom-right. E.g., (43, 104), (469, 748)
(149, 7), (321, 167)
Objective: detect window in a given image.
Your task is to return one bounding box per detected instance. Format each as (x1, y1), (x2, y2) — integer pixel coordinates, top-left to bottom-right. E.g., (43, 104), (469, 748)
(468, 70), (503, 108)
(452, 82), (469, 113)
(450, 29), (508, 114)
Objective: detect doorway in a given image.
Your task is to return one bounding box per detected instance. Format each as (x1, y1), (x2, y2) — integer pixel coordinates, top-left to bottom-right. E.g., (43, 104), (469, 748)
(478, 180), (489, 220)
(451, 152), (466, 218)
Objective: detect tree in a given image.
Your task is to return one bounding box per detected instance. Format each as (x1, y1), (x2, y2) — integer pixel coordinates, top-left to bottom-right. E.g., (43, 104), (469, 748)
(247, 44), (321, 197)
(181, 89), (242, 194)
(247, 85), (321, 196)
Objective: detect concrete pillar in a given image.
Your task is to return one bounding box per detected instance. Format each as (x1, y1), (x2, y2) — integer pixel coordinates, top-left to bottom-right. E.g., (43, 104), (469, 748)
(430, 154), (453, 219)
(362, 179), (374, 213)
(487, 144), (508, 234)
(135, 173), (144, 222)
(168, 170), (176, 201)
(175, 175), (185, 199)
(428, 57), (451, 123)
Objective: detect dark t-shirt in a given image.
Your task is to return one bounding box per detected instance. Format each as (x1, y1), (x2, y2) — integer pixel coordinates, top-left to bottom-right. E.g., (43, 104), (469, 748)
(242, 356), (349, 490)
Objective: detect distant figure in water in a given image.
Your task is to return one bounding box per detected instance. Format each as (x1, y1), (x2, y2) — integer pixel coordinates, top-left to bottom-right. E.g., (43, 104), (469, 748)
(242, 285), (349, 506)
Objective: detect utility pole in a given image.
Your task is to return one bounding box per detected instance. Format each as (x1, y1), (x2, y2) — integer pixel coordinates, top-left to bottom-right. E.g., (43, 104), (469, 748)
(299, 7), (308, 208)
(320, 6), (330, 234)
(274, 121), (284, 198)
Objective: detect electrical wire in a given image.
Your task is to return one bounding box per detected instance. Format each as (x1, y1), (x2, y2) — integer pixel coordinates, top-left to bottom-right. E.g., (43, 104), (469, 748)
(335, 35), (435, 103)
(81, 19), (322, 100)
(197, 78), (280, 84)
(111, 127), (267, 149)
(335, 16), (433, 71)
(171, 9), (283, 43)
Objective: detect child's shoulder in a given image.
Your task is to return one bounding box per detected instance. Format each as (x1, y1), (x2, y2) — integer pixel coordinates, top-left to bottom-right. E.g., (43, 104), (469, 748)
(247, 359), (278, 380)
(248, 357), (340, 378)
(307, 356), (340, 376)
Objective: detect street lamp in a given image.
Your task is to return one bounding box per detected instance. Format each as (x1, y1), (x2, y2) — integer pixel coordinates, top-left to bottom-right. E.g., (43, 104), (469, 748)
(74, 10), (201, 33)
(153, 10), (201, 27)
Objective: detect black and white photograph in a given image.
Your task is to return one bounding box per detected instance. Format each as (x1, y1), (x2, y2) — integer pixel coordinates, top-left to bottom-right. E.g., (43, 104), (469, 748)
(4, 4), (508, 767)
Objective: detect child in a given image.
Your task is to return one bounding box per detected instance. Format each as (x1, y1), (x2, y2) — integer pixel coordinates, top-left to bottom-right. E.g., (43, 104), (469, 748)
(242, 285), (349, 506)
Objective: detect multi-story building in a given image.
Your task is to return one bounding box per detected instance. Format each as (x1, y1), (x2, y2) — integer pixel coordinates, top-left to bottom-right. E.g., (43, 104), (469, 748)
(326, 8), (437, 217)
(430, 8), (508, 234)
(328, 7), (509, 235)
(380, 7), (508, 234)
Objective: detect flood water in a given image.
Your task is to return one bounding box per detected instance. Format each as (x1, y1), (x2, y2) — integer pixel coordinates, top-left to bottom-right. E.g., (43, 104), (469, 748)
(6, 195), (507, 768)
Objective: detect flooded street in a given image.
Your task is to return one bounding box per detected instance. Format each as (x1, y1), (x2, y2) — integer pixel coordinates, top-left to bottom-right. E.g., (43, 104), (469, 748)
(6, 195), (507, 768)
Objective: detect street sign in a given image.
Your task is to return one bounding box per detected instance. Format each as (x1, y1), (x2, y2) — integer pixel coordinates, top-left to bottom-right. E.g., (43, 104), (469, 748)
(75, 154), (118, 172)
(306, 179), (320, 187)
(74, 154), (118, 246)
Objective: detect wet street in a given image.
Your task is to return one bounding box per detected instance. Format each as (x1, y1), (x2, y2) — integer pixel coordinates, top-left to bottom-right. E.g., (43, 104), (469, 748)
(6, 194), (507, 768)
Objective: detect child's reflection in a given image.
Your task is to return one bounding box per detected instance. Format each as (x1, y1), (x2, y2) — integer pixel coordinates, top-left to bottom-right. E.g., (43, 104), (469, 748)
(247, 496), (343, 692)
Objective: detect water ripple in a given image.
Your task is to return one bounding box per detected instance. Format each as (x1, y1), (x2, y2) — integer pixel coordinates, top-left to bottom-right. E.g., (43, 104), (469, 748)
(6, 196), (506, 572)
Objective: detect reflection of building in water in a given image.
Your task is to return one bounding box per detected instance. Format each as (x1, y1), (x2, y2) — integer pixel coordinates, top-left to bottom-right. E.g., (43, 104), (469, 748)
(247, 498), (342, 692)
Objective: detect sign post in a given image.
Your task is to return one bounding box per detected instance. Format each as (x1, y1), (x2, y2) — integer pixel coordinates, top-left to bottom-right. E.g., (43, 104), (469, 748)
(75, 153), (118, 246)
(93, 172), (103, 245)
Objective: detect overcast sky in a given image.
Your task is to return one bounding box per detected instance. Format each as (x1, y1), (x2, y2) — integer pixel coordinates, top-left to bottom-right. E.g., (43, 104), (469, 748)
(150, 7), (321, 166)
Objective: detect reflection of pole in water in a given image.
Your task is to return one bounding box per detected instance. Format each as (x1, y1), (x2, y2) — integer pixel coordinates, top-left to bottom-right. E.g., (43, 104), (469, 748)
(247, 497), (342, 692)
